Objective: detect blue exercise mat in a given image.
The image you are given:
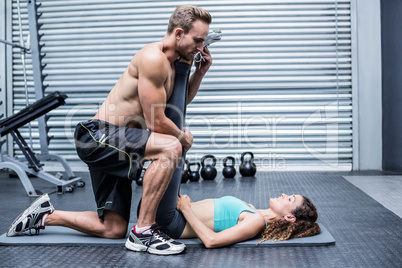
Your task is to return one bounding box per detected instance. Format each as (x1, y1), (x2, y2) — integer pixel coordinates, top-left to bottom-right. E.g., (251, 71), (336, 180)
(0, 223), (334, 247)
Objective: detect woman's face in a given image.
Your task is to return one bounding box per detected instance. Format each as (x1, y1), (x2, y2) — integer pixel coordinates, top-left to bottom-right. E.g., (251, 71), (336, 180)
(269, 194), (304, 220)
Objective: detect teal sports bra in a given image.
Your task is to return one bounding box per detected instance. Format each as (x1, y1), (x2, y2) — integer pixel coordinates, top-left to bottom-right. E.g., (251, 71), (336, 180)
(214, 196), (266, 232)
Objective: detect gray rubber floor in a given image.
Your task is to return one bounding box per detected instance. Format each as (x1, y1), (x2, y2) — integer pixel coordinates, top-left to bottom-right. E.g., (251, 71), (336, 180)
(344, 175), (402, 218)
(1, 170), (401, 268)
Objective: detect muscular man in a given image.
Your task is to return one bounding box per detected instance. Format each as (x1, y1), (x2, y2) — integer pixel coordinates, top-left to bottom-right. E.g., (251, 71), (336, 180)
(7, 5), (212, 256)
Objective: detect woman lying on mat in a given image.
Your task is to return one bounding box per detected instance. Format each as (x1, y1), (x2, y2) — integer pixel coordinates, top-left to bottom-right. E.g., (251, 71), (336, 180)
(150, 192), (321, 249)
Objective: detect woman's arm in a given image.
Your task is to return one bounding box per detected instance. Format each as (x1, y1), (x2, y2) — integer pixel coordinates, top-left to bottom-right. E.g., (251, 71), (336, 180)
(177, 195), (265, 249)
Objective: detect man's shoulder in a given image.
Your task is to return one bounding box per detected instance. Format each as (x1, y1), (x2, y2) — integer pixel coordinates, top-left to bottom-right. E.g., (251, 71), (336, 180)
(134, 42), (170, 80)
(137, 42), (167, 64)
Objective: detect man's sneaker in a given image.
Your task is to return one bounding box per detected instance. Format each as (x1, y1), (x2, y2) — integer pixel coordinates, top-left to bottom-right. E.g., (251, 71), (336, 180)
(125, 224), (186, 255)
(194, 29), (222, 65)
(7, 193), (54, 237)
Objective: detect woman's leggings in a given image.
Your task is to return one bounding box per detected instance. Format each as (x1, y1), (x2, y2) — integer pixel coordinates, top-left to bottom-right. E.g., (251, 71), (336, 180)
(137, 61), (190, 238)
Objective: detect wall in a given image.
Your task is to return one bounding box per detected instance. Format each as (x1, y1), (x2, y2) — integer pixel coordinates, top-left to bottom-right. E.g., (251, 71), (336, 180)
(2, 0), (386, 171)
(381, 0), (402, 171)
(352, 0), (382, 170)
(9, 1), (354, 171)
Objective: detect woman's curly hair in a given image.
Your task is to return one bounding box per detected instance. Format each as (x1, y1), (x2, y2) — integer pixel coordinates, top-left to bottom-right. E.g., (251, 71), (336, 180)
(259, 196), (321, 242)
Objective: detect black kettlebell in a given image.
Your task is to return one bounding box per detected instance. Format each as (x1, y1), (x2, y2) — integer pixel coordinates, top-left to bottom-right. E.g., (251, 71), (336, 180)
(239, 152), (257, 177)
(181, 160), (190, 183)
(222, 156), (236, 178)
(201, 155), (217, 180)
(189, 162), (201, 182)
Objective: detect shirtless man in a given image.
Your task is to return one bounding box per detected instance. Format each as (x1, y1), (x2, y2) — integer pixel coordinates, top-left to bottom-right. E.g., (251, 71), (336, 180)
(6, 5), (212, 255)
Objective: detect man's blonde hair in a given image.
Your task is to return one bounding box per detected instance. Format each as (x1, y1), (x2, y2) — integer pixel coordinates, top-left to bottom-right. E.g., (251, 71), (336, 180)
(167, 5), (211, 34)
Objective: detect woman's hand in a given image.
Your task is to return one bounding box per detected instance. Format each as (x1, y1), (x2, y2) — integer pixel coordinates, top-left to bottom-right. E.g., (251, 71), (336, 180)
(177, 194), (192, 212)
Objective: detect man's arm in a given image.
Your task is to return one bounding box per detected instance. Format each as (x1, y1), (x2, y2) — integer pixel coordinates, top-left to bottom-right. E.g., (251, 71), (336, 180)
(137, 50), (193, 151)
(187, 47), (213, 104)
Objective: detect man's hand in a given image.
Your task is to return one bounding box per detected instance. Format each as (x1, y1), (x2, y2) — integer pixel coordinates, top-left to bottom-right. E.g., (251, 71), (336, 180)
(196, 46), (212, 75)
(180, 128), (193, 152)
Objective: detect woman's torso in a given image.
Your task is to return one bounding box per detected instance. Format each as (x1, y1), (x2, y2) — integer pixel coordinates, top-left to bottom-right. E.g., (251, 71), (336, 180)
(179, 196), (258, 238)
(213, 196), (258, 232)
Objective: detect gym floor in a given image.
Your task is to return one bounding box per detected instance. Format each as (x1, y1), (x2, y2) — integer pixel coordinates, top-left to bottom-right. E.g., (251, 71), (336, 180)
(0, 170), (401, 268)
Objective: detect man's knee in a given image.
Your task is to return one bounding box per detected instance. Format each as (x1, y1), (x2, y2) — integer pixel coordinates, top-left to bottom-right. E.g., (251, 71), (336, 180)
(161, 136), (182, 161)
(170, 140), (183, 160)
(103, 226), (127, 239)
(102, 211), (128, 239)
(145, 133), (182, 164)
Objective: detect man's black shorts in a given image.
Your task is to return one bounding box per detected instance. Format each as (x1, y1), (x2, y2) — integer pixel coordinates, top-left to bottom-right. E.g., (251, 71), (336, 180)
(74, 119), (151, 222)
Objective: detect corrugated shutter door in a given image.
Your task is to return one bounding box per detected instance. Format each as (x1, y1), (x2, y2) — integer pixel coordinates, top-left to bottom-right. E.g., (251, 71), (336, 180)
(12, 0), (352, 171)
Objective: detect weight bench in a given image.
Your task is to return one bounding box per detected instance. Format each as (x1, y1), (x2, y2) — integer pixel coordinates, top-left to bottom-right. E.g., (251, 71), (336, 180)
(0, 91), (84, 197)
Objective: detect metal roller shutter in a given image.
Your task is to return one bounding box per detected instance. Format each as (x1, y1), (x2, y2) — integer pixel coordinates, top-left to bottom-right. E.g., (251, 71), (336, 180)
(11, 0), (353, 171)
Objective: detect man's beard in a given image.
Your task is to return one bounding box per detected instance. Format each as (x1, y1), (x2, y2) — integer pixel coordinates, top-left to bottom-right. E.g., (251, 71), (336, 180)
(178, 51), (191, 61)
(178, 45), (191, 61)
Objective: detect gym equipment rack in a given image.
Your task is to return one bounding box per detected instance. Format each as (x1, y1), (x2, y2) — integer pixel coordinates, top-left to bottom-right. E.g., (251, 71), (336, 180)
(0, 0), (84, 196)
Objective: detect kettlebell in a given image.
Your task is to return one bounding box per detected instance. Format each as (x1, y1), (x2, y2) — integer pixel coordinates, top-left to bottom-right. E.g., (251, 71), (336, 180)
(189, 162), (201, 182)
(222, 156), (236, 178)
(201, 155), (217, 180)
(239, 152), (257, 177)
(181, 160), (190, 183)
